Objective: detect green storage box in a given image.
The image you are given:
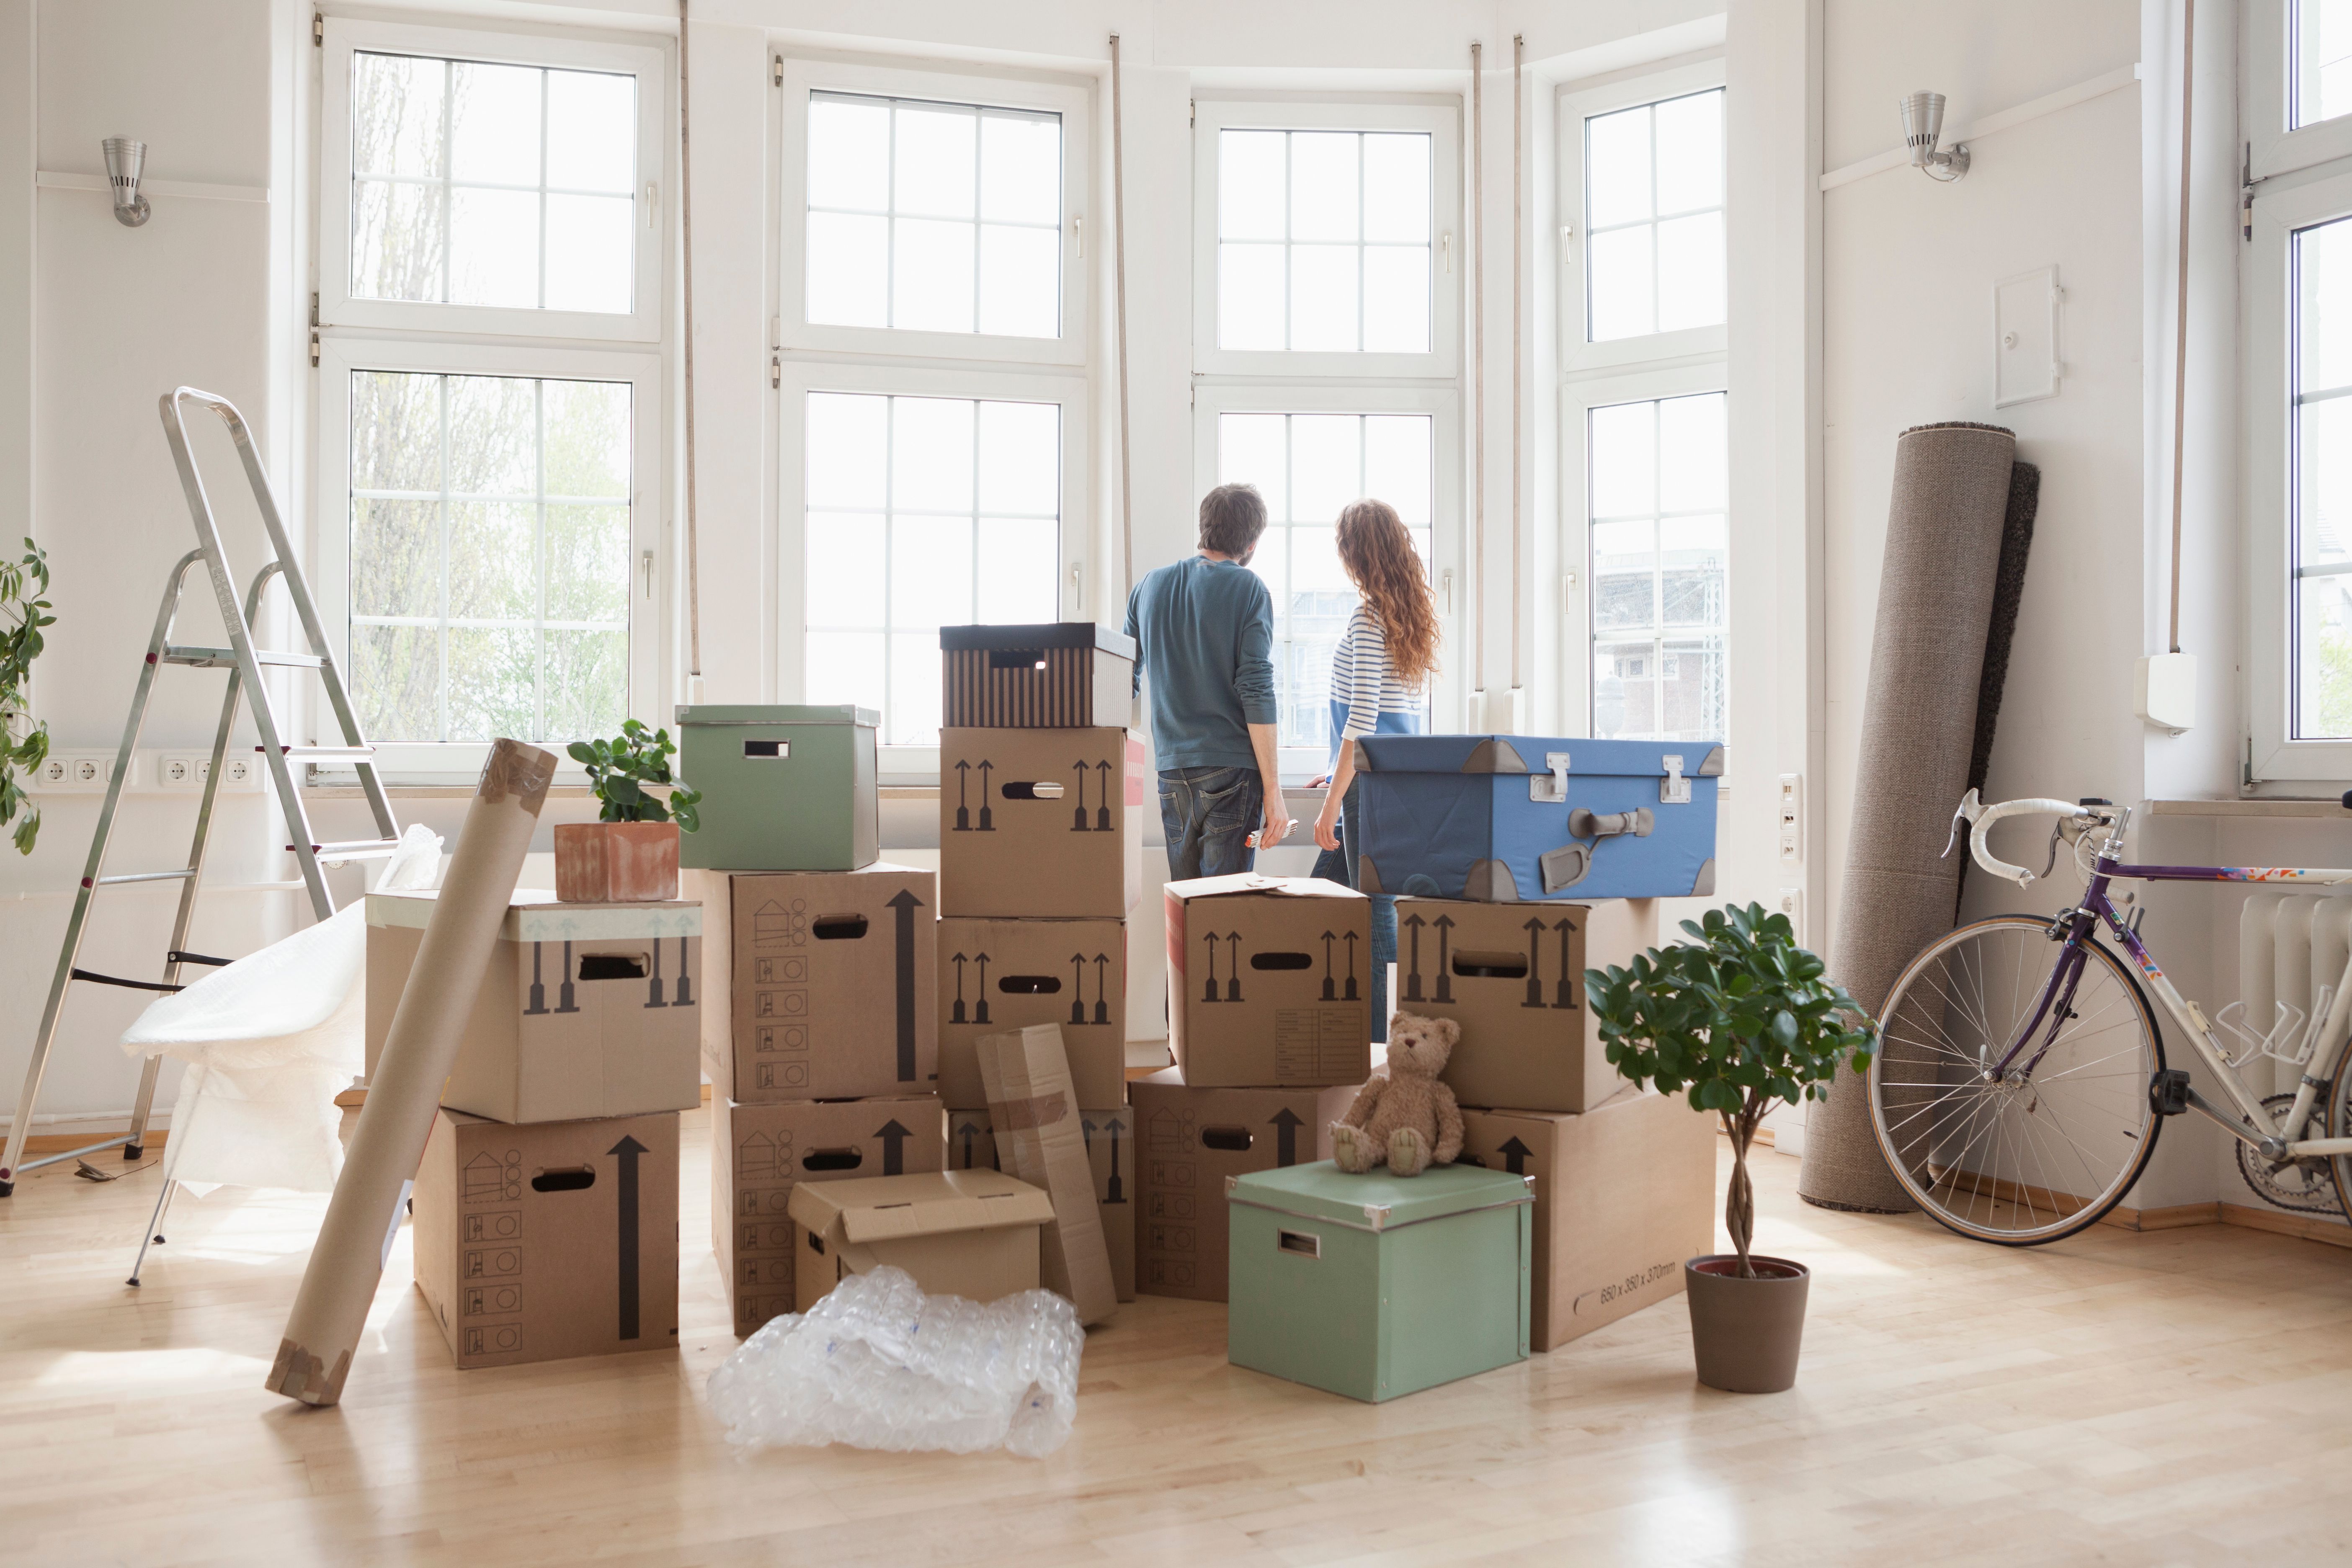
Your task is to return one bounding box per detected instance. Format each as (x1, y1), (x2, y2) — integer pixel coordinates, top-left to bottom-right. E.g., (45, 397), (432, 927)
(1226, 1161), (1532, 1403)
(675, 705), (879, 872)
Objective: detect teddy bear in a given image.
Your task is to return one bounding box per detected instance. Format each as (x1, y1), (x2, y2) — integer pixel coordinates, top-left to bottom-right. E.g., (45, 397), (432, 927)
(1328, 1012), (1465, 1177)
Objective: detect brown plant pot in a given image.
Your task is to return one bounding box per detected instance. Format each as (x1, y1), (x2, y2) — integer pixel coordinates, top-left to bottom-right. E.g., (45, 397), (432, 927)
(1684, 1254), (1809, 1394)
(554, 820), (680, 903)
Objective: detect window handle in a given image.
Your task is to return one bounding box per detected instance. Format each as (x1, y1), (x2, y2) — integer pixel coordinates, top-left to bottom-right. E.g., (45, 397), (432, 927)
(1073, 214), (1084, 259)
(1441, 567), (1454, 616)
(645, 182), (658, 230)
(1440, 230), (1451, 275)
(641, 550), (654, 598)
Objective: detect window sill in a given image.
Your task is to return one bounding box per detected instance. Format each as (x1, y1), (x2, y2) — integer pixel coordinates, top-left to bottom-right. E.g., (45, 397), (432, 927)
(2146, 797), (2352, 819)
(307, 783), (600, 800)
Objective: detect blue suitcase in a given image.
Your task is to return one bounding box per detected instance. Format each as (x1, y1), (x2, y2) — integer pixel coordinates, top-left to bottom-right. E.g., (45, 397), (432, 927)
(1353, 735), (1722, 901)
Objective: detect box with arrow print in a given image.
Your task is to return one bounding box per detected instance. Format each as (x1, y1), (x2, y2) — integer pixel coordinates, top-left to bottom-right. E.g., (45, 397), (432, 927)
(935, 916), (1127, 1108)
(1390, 896), (1658, 1114)
(939, 727), (1145, 918)
(1164, 874), (1372, 1089)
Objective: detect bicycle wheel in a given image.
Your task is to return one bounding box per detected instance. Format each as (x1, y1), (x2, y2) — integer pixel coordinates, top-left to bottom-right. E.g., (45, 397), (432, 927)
(2327, 1052), (2352, 1230)
(1869, 915), (2165, 1245)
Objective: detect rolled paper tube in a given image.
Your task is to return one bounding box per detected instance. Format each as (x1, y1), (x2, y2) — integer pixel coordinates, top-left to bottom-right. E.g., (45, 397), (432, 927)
(268, 738), (556, 1406)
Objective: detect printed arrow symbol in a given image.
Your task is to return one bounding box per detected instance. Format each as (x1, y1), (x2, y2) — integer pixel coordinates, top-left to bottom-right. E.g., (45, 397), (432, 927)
(609, 1135), (647, 1340)
(957, 1120), (978, 1169)
(1270, 1107), (1303, 1166)
(875, 1119), (911, 1176)
(1497, 1136), (1532, 1176)
(886, 888), (924, 1081)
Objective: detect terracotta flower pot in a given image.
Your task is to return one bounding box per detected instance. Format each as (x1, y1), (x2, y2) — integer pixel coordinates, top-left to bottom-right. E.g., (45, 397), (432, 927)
(1684, 1254), (1809, 1393)
(554, 820), (680, 903)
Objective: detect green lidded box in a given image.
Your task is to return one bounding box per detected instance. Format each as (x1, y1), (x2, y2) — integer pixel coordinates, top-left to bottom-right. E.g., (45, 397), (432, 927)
(675, 705), (879, 872)
(1226, 1161), (1532, 1403)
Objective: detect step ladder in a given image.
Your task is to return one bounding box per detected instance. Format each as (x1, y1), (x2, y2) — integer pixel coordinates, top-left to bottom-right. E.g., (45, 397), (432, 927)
(0, 387), (400, 1197)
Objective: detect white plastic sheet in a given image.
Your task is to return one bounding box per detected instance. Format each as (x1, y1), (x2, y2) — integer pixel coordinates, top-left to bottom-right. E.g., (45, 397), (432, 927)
(118, 824), (443, 1193)
(706, 1266), (1084, 1458)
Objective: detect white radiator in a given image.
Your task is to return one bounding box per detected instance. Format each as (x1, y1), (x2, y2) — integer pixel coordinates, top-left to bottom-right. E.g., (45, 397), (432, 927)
(2229, 892), (2352, 1094)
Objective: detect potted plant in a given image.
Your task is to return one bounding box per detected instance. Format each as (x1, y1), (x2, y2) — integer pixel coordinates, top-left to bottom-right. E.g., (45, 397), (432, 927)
(1584, 902), (1875, 1394)
(557, 719), (703, 902)
(0, 539), (53, 855)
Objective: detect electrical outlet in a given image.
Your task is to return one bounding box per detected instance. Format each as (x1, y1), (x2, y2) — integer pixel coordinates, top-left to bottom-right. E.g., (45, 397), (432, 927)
(1777, 887), (1804, 945)
(222, 756), (256, 788)
(36, 752), (116, 792)
(1777, 772), (1803, 863)
(158, 755), (211, 789)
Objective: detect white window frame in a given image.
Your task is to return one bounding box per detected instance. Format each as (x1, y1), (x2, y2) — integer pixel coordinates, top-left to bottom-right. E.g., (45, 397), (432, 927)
(1191, 97), (1463, 381)
(777, 361), (1090, 783)
(1190, 383), (1463, 781)
(2246, 162), (2352, 784)
(1558, 363), (1730, 741)
(315, 336), (664, 780)
(2249, 0), (2352, 182)
(319, 18), (666, 344)
(1556, 61), (1728, 377)
(777, 58), (1091, 370)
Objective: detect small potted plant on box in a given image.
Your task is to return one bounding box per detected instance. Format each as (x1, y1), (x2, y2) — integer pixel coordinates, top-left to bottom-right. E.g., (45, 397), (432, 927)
(1585, 902), (1875, 1394)
(557, 719), (703, 902)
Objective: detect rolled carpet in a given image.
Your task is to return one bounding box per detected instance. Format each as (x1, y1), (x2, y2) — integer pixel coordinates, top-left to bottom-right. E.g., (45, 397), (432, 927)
(1799, 423), (2034, 1214)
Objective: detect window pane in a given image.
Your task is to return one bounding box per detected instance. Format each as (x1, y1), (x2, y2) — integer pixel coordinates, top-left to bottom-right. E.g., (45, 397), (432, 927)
(1362, 134), (1429, 243)
(349, 54), (637, 315)
(980, 113), (1059, 224)
(2297, 215), (2352, 738)
(1584, 89), (1724, 344)
(893, 217), (977, 334)
(1220, 131), (1287, 240)
(978, 224), (1059, 338)
(1219, 243), (1287, 350)
(1364, 415), (1432, 526)
(806, 211), (889, 327)
(802, 394), (1061, 744)
(1289, 245), (1360, 352)
(810, 96), (890, 211)
(2300, 214), (2352, 392)
(346, 370), (632, 745)
(450, 62), (541, 186)
(1588, 392), (1725, 742)
(1217, 128), (1433, 357)
(1363, 247), (1430, 354)
(2296, 0), (2352, 128)
(895, 104), (977, 218)
(546, 71), (634, 193)
(1290, 415), (1362, 523)
(1219, 414), (1289, 515)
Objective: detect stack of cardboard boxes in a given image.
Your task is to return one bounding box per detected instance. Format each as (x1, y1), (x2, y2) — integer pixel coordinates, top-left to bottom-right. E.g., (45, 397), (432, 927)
(677, 704), (948, 1337)
(365, 889), (701, 1369)
(936, 624), (1144, 1300)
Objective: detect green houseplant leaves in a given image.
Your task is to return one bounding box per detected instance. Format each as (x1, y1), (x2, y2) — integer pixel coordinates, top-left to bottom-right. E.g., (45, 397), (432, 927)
(0, 539), (54, 855)
(566, 717), (702, 832)
(1584, 902), (1875, 1279)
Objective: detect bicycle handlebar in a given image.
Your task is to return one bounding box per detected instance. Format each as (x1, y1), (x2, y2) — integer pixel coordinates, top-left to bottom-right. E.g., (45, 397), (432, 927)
(1947, 790), (2107, 885)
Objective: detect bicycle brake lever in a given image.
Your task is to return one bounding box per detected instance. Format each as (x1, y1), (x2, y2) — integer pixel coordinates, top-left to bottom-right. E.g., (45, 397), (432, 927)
(1941, 789), (1983, 861)
(2040, 821), (2064, 879)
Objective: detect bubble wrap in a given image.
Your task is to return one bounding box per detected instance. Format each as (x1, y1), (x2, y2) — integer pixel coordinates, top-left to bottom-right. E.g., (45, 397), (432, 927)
(705, 1266), (1084, 1459)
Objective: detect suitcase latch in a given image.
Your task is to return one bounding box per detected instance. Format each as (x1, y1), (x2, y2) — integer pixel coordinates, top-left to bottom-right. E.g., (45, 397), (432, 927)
(1661, 753), (1691, 805)
(1528, 750), (1571, 803)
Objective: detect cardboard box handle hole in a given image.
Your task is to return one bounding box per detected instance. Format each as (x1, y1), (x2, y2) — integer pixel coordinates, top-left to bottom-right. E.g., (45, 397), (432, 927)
(1278, 1229), (1322, 1259)
(531, 1167), (596, 1192)
(1001, 781), (1065, 800)
(997, 974), (1063, 994)
(812, 915), (869, 940)
(800, 1148), (863, 1172)
(742, 739), (789, 759)
(1201, 1126), (1253, 1152)
(1450, 949), (1529, 979)
(578, 952), (649, 981)
(986, 649), (1047, 669)
(1249, 952), (1313, 971)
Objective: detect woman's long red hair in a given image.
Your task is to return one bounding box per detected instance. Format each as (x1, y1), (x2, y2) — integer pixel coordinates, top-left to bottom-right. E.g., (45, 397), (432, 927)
(1335, 498), (1438, 692)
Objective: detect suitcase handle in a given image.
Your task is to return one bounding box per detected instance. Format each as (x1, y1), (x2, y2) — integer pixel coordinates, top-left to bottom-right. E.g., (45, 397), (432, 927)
(1567, 807), (1653, 841)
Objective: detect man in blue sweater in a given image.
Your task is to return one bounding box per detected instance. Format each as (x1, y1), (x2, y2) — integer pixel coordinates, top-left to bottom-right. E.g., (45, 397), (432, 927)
(1124, 483), (1294, 879)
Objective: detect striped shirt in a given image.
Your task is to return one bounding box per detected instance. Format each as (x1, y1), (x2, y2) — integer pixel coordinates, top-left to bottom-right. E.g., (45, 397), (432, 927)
(1330, 605), (1423, 745)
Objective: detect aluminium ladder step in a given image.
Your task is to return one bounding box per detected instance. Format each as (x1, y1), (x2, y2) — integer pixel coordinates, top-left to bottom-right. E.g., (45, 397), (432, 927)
(159, 645), (327, 669)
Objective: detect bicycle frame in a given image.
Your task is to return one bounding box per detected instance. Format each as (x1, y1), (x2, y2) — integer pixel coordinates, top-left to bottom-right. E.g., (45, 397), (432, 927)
(1995, 822), (2352, 1161)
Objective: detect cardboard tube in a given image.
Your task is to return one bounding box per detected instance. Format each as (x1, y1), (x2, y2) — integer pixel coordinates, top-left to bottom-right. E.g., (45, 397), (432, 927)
(268, 739), (556, 1406)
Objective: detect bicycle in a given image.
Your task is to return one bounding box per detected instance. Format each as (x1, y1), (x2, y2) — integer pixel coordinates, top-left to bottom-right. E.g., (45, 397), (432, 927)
(1865, 790), (2352, 1245)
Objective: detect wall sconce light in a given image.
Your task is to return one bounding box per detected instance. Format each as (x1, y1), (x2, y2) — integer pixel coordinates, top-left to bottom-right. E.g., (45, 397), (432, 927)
(102, 137), (151, 227)
(1898, 92), (1970, 182)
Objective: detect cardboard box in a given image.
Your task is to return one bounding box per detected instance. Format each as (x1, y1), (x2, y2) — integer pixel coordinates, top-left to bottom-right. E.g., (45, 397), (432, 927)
(412, 1107), (680, 1369)
(948, 1104), (1136, 1302)
(788, 1170), (1055, 1312)
(939, 727), (1145, 919)
(941, 622), (1135, 728)
(1164, 874), (1373, 1088)
(674, 704), (880, 872)
(1128, 1068), (1364, 1302)
(691, 865), (938, 1102)
(366, 890), (702, 1123)
(1458, 1087), (1715, 1352)
(1390, 896), (1660, 1113)
(975, 1025), (1119, 1324)
(711, 1094), (944, 1338)
(936, 917), (1126, 1108)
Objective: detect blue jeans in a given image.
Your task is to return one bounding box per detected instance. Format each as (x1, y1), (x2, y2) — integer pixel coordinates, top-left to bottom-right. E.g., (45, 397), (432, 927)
(1159, 766), (1261, 882)
(1310, 780), (1397, 1042)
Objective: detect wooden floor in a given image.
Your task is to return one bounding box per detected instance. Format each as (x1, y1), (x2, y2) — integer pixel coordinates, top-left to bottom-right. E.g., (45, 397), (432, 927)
(5, 1112), (2351, 1568)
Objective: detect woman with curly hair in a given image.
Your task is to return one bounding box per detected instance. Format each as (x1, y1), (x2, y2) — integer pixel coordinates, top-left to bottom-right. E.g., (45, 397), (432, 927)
(1311, 498), (1439, 1040)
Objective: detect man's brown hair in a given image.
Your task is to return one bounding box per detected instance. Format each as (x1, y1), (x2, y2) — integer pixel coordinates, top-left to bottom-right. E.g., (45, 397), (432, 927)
(1197, 482), (1269, 557)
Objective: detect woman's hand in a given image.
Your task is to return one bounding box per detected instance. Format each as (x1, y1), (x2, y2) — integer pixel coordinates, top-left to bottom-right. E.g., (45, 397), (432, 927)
(1313, 803), (1342, 852)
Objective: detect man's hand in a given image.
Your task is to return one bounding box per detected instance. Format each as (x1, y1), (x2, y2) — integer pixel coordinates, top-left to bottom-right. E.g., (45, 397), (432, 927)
(1260, 796), (1296, 848)
(1246, 721), (1289, 852)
